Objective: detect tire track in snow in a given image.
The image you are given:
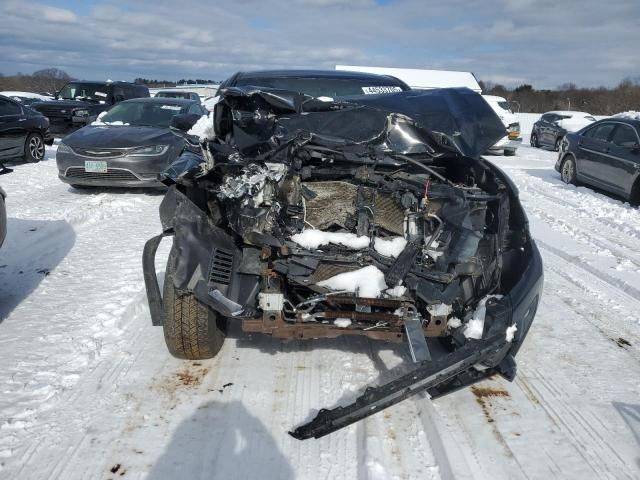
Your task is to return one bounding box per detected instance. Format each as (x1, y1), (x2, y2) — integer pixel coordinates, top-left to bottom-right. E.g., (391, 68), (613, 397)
(514, 175), (640, 239)
(537, 240), (640, 305)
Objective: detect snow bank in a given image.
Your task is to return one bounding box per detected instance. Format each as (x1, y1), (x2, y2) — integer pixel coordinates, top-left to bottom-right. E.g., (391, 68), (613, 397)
(385, 285), (406, 297)
(373, 237), (407, 258)
(334, 318), (352, 328)
(187, 112), (215, 141)
(291, 230), (410, 255)
(463, 295), (503, 339)
(448, 317), (462, 329)
(291, 230), (369, 250)
(317, 265), (387, 298)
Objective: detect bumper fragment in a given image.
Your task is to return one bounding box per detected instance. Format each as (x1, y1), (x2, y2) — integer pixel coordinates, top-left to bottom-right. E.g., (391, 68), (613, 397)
(290, 334), (509, 440)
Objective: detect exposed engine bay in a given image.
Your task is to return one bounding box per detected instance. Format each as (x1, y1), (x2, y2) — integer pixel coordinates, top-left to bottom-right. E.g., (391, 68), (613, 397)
(207, 154), (508, 343)
(143, 85), (543, 439)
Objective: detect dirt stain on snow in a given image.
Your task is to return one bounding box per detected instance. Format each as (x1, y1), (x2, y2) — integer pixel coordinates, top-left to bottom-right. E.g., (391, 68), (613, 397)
(176, 367), (209, 386)
(471, 385), (514, 457)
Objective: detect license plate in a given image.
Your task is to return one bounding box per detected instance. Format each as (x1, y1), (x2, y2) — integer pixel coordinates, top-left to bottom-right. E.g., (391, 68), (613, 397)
(85, 160), (107, 173)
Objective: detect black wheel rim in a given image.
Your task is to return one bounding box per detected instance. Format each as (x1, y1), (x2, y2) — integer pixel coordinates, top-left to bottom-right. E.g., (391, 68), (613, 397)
(29, 136), (44, 159)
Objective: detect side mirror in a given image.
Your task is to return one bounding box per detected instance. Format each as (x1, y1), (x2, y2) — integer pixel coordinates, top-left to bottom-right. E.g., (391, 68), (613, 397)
(170, 113), (201, 133)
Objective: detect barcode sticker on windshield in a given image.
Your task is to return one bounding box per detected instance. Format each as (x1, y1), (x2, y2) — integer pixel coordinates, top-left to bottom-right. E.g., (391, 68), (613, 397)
(160, 105), (182, 110)
(361, 86), (403, 95)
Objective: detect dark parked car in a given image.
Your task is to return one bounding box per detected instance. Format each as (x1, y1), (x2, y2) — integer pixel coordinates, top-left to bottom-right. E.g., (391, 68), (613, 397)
(0, 94), (53, 163)
(56, 97), (207, 188)
(31, 81), (149, 135)
(531, 111), (596, 151)
(555, 118), (640, 205)
(156, 91), (201, 103)
(142, 70), (543, 439)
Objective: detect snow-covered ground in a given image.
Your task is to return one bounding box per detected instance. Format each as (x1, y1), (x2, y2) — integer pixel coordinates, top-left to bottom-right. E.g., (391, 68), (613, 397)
(0, 140), (638, 479)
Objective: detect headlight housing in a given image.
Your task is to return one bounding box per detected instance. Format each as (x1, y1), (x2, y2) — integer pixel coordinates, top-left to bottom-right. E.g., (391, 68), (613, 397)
(73, 109), (90, 117)
(130, 145), (169, 156)
(57, 142), (73, 154)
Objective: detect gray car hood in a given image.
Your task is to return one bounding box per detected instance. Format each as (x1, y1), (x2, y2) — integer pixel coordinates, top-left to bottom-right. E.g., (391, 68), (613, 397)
(63, 125), (179, 149)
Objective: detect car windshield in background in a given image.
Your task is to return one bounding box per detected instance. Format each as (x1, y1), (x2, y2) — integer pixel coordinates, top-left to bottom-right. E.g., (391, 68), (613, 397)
(58, 83), (109, 101)
(234, 77), (406, 98)
(100, 101), (186, 127)
(157, 92), (191, 99)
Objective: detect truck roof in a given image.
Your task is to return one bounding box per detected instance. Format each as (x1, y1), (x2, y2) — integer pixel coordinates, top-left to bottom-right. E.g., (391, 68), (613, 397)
(335, 65), (482, 93)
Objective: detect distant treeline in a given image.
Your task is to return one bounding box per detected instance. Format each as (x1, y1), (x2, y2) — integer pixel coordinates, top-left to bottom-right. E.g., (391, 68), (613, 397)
(133, 78), (220, 87)
(480, 79), (640, 115)
(0, 68), (72, 95)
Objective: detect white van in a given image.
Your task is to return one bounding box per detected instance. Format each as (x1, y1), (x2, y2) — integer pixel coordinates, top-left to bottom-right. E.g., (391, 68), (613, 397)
(483, 95), (522, 156)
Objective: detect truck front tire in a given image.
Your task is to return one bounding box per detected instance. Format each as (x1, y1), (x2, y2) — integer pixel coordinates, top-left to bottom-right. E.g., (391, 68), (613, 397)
(163, 246), (226, 360)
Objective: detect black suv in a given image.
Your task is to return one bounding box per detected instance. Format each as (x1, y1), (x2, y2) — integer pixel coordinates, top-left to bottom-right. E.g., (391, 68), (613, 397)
(31, 81), (149, 135)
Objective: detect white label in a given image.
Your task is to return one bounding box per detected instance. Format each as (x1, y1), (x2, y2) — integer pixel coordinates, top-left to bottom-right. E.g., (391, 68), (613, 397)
(160, 105), (182, 110)
(94, 91), (107, 97)
(361, 86), (403, 95)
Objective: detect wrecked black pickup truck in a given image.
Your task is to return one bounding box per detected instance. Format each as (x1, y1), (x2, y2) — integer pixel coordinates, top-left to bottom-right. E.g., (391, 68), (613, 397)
(142, 73), (543, 439)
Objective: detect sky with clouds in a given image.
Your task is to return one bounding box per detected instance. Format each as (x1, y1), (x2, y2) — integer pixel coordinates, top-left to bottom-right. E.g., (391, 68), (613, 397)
(0, 0), (638, 89)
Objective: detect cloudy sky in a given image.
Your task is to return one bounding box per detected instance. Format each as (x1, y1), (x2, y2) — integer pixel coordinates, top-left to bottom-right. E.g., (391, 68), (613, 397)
(0, 0), (638, 88)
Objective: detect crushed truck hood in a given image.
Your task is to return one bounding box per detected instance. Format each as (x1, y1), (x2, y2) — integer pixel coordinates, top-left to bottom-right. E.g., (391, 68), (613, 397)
(215, 86), (506, 160)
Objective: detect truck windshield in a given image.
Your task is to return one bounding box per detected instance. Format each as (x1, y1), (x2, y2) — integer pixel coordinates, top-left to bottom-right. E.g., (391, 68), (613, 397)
(58, 83), (110, 102)
(234, 77), (407, 98)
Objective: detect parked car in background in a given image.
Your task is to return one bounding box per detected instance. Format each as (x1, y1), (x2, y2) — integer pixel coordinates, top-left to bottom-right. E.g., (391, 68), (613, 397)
(555, 117), (640, 206)
(155, 91), (201, 103)
(56, 97), (206, 188)
(483, 95), (521, 156)
(531, 111), (596, 151)
(30, 81), (149, 135)
(0, 94), (53, 163)
(0, 91), (53, 106)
